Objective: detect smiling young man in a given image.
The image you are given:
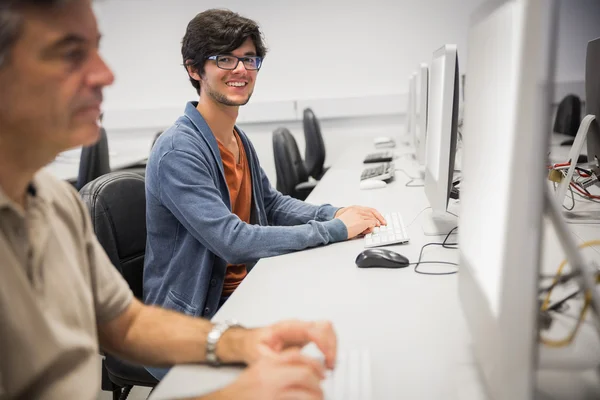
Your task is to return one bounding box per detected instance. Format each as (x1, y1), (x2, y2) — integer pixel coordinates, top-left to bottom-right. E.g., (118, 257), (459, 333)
(0, 1), (338, 399)
(143, 9), (386, 330)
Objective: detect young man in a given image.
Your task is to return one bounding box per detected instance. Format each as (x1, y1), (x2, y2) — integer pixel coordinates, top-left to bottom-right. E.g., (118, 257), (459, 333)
(144, 9), (386, 323)
(0, 1), (336, 399)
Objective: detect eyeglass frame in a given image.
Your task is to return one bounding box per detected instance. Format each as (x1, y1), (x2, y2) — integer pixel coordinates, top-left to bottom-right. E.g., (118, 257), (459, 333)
(206, 55), (263, 71)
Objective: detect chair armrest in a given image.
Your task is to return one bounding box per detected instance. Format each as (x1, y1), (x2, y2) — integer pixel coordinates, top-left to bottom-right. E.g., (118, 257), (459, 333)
(294, 180), (318, 199)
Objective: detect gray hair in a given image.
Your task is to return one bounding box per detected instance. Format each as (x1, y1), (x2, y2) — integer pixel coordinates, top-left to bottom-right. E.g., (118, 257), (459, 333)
(0, 0), (74, 67)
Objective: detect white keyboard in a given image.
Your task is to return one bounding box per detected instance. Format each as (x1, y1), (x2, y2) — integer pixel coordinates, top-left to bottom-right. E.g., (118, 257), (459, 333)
(323, 348), (372, 400)
(364, 212), (409, 248)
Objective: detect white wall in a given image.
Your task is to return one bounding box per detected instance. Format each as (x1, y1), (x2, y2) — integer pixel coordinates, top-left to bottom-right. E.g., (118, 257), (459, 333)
(556, 0), (600, 83)
(94, 0), (485, 129)
(92, 0), (600, 183)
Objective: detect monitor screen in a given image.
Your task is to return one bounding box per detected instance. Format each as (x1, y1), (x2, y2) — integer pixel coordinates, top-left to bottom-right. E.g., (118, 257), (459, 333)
(586, 38), (600, 166)
(424, 45), (459, 214)
(415, 63), (429, 165)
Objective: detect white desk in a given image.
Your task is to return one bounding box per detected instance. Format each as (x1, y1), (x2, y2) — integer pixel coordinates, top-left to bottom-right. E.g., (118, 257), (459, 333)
(44, 130), (156, 181)
(148, 136), (600, 400)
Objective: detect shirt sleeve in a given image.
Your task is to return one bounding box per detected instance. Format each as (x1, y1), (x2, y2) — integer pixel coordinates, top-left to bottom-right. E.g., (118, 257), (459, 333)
(72, 187), (134, 324)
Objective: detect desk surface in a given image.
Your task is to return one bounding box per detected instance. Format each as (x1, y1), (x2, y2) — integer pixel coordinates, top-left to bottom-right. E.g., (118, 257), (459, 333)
(149, 135), (600, 400)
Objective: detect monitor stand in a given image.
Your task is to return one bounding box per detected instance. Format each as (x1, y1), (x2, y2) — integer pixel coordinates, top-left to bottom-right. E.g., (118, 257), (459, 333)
(554, 115), (600, 224)
(421, 207), (459, 236)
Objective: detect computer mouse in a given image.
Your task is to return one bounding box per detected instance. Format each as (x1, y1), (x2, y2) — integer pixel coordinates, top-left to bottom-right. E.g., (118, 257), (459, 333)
(355, 248), (410, 269)
(359, 179), (387, 190)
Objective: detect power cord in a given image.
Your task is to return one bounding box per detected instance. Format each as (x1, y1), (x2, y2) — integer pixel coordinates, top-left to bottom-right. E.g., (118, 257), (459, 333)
(411, 227), (459, 276)
(406, 207), (432, 228)
(395, 168), (424, 188)
(539, 240), (600, 347)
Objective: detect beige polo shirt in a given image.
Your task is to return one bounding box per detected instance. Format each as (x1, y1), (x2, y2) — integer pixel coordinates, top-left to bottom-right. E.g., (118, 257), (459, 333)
(0, 170), (133, 399)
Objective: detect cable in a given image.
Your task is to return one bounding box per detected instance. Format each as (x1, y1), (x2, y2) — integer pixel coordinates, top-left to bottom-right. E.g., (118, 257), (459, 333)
(539, 240), (600, 348)
(442, 226), (458, 249)
(554, 182), (576, 211)
(395, 168), (425, 188)
(405, 179), (424, 188)
(395, 169), (421, 180)
(406, 207), (431, 228)
(570, 182), (600, 200)
(412, 226), (459, 276)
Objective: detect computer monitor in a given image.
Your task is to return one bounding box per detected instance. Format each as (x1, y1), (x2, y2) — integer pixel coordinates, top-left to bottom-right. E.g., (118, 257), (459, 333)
(458, 1), (557, 398)
(555, 37), (600, 212)
(415, 63), (429, 165)
(406, 72), (417, 139)
(586, 37), (600, 168)
(422, 44), (460, 234)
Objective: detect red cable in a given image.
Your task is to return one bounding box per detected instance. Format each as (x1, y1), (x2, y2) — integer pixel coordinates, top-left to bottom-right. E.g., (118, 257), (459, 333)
(570, 182), (600, 200)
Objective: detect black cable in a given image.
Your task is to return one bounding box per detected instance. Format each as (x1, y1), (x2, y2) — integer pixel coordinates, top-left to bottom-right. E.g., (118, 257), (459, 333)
(442, 226), (458, 249)
(546, 290), (581, 313)
(538, 271), (580, 294)
(412, 227), (459, 276)
(575, 166), (593, 176)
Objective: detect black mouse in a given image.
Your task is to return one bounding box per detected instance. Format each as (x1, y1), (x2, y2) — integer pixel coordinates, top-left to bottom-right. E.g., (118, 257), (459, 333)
(355, 248), (410, 269)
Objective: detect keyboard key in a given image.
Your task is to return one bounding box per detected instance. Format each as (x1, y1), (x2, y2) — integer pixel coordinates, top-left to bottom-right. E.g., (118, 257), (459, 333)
(364, 211), (409, 248)
(324, 348), (372, 400)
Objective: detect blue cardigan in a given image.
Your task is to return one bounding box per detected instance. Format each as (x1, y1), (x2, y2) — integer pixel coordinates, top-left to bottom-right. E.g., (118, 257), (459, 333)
(143, 102), (347, 320)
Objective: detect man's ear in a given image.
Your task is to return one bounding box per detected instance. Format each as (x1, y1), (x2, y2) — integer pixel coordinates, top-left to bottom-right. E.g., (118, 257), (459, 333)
(185, 61), (202, 82)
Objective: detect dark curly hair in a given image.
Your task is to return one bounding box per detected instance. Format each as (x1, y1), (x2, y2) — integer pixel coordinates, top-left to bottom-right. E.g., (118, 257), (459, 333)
(182, 9), (268, 95)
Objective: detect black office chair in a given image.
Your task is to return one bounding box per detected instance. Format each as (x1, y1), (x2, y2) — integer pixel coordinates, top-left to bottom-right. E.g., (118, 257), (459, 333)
(76, 127), (111, 190)
(554, 94), (582, 146)
(79, 172), (158, 400)
(302, 108), (329, 180)
(272, 127), (317, 201)
(151, 130), (163, 149)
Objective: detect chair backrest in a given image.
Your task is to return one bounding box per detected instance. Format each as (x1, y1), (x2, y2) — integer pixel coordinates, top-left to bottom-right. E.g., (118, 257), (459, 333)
(302, 108), (326, 179)
(553, 94), (582, 137)
(151, 130), (163, 149)
(272, 127), (309, 197)
(79, 172), (147, 299)
(76, 127), (111, 190)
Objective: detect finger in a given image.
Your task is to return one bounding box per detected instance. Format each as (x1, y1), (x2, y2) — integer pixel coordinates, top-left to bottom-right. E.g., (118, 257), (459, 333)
(278, 349), (326, 379)
(279, 388), (324, 400)
(363, 219), (377, 230)
(370, 208), (387, 225)
(269, 320), (314, 349)
(278, 364), (324, 395)
(308, 321), (337, 370)
(256, 343), (279, 360)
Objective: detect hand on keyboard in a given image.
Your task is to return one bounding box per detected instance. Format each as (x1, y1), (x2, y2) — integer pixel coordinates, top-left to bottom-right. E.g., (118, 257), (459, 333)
(228, 348), (326, 400)
(364, 212), (409, 248)
(335, 206), (387, 239)
(303, 345), (373, 400)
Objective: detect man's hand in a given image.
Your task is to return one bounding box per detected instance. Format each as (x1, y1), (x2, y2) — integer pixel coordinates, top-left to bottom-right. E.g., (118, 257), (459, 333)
(334, 206), (387, 239)
(221, 320), (337, 370)
(208, 349), (325, 400)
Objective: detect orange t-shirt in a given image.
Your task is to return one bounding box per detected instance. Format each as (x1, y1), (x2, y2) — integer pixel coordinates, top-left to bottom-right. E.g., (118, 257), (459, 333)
(217, 131), (252, 297)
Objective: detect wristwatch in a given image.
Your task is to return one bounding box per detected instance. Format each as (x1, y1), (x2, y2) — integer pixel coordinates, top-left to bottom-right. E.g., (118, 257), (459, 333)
(206, 319), (243, 366)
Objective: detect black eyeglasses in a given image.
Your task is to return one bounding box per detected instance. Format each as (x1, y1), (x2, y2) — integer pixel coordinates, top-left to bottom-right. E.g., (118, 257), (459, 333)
(207, 55), (263, 71)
